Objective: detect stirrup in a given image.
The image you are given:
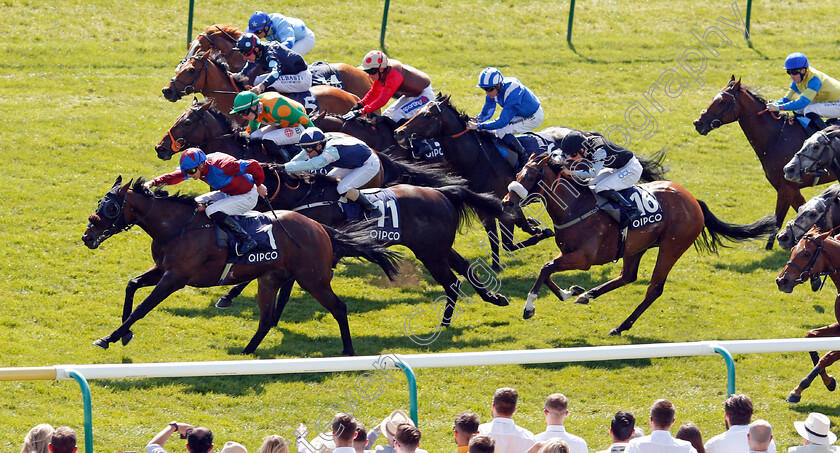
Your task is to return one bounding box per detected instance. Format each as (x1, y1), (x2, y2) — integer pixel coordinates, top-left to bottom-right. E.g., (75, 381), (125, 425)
(235, 239), (257, 256)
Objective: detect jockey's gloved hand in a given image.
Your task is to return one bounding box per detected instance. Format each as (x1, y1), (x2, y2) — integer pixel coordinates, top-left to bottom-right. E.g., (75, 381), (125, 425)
(352, 101), (365, 111)
(342, 110), (361, 122)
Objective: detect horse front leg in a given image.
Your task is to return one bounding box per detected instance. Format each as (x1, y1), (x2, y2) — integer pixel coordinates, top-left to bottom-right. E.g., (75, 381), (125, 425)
(480, 216), (502, 272)
(120, 266), (164, 346)
(767, 184), (803, 250)
(575, 252), (644, 305)
(788, 350), (840, 403)
(450, 249), (509, 307)
(242, 273), (285, 355)
(523, 250), (591, 319)
(506, 208), (554, 250)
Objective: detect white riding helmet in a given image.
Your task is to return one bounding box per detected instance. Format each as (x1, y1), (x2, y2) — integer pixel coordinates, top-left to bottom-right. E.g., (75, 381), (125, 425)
(360, 50), (388, 71)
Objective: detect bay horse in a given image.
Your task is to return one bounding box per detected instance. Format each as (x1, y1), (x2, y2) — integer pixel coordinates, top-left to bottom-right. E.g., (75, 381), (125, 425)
(783, 125), (840, 183)
(82, 176), (401, 356)
(162, 50), (359, 122)
(216, 167), (511, 323)
(503, 153), (775, 335)
(777, 184), (840, 251)
(176, 24), (372, 99)
(693, 76), (837, 249)
(776, 229), (840, 403)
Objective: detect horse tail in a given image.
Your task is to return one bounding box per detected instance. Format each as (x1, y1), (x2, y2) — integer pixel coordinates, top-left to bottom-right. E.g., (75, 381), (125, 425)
(638, 148), (670, 182)
(435, 185), (506, 231)
(323, 222), (402, 280)
(378, 152), (465, 188)
(696, 200), (777, 253)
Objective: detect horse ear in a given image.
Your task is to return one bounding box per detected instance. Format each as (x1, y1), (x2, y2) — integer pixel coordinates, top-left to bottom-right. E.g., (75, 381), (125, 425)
(113, 176), (122, 188)
(119, 179), (132, 195)
(730, 75), (735, 82)
(199, 100), (213, 112)
(192, 97), (199, 106)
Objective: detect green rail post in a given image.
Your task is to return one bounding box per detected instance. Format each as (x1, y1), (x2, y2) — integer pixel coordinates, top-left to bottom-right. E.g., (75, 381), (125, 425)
(566, 0), (576, 44)
(395, 361), (418, 426)
(187, 0), (195, 48)
(67, 369), (93, 453)
(712, 345), (736, 396)
(744, 0), (752, 41)
(379, 0), (391, 54)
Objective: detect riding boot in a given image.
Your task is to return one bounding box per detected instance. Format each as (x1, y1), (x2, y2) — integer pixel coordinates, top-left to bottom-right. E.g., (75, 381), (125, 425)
(210, 212), (258, 256)
(599, 189), (641, 228)
(354, 192), (382, 218)
(807, 112), (828, 131)
(503, 134), (528, 168)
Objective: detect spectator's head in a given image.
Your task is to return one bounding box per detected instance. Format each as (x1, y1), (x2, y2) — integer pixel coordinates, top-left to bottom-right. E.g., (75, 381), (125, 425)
(259, 435), (289, 453)
(48, 427), (76, 453)
(468, 435), (495, 453)
(380, 410), (414, 447)
(394, 424), (421, 453)
(723, 394), (753, 427)
(354, 423), (368, 453)
(333, 413), (358, 446)
(748, 419), (773, 452)
(220, 441), (248, 453)
(649, 399), (676, 430)
(675, 423), (705, 453)
(539, 439), (569, 453)
(186, 427), (213, 453)
(609, 411), (636, 442)
(492, 388), (518, 418)
(21, 423), (54, 453)
(543, 394), (569, 424)
(453, 411), (480, 447)
(795, 412), (837, 446)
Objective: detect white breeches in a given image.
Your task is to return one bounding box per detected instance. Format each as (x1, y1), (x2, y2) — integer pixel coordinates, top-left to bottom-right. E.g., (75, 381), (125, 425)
(290, 29), (316, 56)
(383, 85), (435, 123)
(256, 69), (313, 94)
(795, 101), (840, 119)
(197, 185), (259, 216)
(250, 124), (306, 146)
(591, 157), (643, 192)
(486, 106), (544, 139)
(329, 153), (381, 194)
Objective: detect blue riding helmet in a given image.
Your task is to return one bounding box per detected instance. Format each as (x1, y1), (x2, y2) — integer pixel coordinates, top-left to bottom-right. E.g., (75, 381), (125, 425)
(477, 67), (503, 88)
(233, 33), (261, 56)
(299, 127), (326, 148)
(784, 52), (809, 70)
(247, 11), (271, 33)
(179, 148), (207, 171)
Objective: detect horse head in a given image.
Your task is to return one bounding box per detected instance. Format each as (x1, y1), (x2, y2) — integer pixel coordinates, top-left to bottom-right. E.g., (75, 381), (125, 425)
(163, 50), (234, 102)
(82, 176), (132, 249)
(394, 94), (461, 148)
(784, 126), (840, 182)
(776, 229), (839, 293)
(176, 25), (245, 74)
(694, 76), (751, 135)
(777, 196), (830, 250)
(155, 98), (237, 160)
(503, 153), (552, 213)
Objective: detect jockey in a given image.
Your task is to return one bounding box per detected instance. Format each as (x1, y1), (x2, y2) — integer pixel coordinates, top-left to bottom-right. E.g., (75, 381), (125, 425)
(767, 52), (840, 132)
(555, 131), (642, 227)
(232, 33), (312, 95)
(284, 127), (383, 218)
(467, 67), (544, 167)
(144, 148), (267, 256)
(230, 91), (312, 148)
(246, 10), (315, 56)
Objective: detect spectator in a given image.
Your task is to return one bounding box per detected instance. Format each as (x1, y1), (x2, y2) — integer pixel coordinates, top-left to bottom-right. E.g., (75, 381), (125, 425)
(20, 423), (54, 453)
(220, 442), (248, 453)
(625, 399), (696, 453)
(478, 387), (536, 453)
(538, 439), (570, 453)
(534, 394), (587, 453)
(676, 423), (705, 453)
(147, 421), (213, 453)
(260, 435), (289, 453)
(394, 424), (422, 453)
(49, 426), (77, 453)
(470, 436), (495, 453)
(333, 413), (358, 453)
(371, 410), (427, 453)
(789, 412), (839, 453)
(747, 420), (773, 453)
(455, 412), (481, 453)
(704, 394), (775, 453)
(596, 411), (636, 453)
(355, 423), (371, 453)
(296, 423), (335, 453)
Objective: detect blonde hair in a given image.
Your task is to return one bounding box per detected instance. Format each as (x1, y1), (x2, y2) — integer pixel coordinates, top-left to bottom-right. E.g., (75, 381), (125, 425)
(20, 424), (55, 453)
(539, 439), (570, 453)
(259, 435), (289, 453)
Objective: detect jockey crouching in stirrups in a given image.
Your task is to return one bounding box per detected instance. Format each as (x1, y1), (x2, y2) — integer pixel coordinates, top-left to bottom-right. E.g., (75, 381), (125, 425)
(230, 90), (312, 162)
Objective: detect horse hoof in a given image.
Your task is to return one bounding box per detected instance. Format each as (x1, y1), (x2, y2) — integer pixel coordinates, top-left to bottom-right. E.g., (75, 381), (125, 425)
(608, 328), (622, 336)
(570, 285), (585, 296)
(828, 377), (837, 392)
(786, 392), (801, 403)
(93, 338), (110, 350)
(542, 228), (555, 237)
(121, 330), (134, 346)
(215, 296), (233, 309)
(488, 294), (509, 307)
(574, 293), (591, 305)
(523, 308), (535, 319)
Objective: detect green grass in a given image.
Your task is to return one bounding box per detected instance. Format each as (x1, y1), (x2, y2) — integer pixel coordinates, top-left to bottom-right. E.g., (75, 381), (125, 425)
(2, 0), (840, 451)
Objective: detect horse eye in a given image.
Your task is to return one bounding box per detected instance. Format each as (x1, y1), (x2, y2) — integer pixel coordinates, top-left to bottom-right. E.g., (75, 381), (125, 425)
(188, 68), (195, 74)
(184, 119), (193, 126)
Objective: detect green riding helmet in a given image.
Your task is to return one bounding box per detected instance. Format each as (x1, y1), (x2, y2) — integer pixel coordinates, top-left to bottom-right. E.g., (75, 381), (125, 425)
(230, 91), (259, 114)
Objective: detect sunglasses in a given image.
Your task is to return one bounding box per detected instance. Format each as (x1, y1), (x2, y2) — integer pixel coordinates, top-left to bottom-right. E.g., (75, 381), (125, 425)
(787, 69), (803, 75)
(482, 86), (497, 93)
(184, 167), (199, 175)
(364, 68), (379, 75)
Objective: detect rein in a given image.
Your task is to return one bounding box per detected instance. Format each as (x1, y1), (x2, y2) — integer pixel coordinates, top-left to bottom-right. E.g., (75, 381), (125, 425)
(786, 235), (840, 283)
(165, 107), (240, 154)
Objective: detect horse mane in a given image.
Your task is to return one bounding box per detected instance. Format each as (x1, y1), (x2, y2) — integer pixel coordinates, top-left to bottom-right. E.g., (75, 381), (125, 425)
(435, 93), (471, 124)
(194, 98), (241, 132)
(132, 178), (199, 207)
(203, 24), (242, 38)
(738, 82), (799, 126)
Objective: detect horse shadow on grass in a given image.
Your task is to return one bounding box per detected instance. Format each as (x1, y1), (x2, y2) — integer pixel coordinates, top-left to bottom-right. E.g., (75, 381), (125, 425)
(711, 248), (790, 274)
(789, 403), (840, 417)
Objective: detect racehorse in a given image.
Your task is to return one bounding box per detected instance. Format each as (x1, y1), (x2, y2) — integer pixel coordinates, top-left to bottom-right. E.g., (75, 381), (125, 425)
(503, 153), (776, 335)
(783, 125), (840, 183)
(162, 50), (359, 121)
(215, 167), (511, 323)
(776, 229), (840, 403)
(82, 177), (401, 356)
(777, 184), (840, 251)
(693, 76), (837, 249)
(175, 24), (372, 99)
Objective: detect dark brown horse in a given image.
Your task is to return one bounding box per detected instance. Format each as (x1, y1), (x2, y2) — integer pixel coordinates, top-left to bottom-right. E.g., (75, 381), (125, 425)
(776, 229), (840, 403)
(503, 153), (775, 335)
(176, 24), (372, 99)
(162, 51), (359, 121)
(693, 76), (837, 249)
(82, 177), (400, 356)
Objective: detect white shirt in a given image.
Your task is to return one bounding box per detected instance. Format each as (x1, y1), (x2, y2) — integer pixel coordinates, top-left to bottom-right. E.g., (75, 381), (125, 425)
(597, 442), (630, 453)
(478, 417), (536, 453)
(705, 425), (776, 453)
(625, 430), (697, 453)
(534, 425), (588, 453)
(788, 445), (840, 453)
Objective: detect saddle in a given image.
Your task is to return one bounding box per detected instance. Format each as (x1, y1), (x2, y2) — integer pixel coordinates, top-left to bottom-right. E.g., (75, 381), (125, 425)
(593, 186), (664, 260)
(490, 132), (557, 170)
(309, 62), (344, 89)
(214, 212), (279, 265)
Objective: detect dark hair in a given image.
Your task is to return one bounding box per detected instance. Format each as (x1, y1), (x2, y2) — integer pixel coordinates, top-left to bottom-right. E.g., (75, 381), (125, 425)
(49, 427), (76, 453)
(676, 423), (705, 453)
(544, 394), (569, 414)
(650, 399), (675, 428)
(454, 411), (480, 435)
(395, 424), (421, 449)
(724, 394), (753, 426)
(469, 435), (495, 453)
(610, 411), (636, 442)
(187, 427), (214, 453)
(493, 388), (518, 416)
(333, 413), (358, 442)
(355, 423), (368, 446)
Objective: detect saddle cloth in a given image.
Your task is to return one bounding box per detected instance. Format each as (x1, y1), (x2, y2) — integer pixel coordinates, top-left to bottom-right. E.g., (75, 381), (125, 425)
(594, 186), (664, 230)
(285, 91), (320, 115)
(309, 62), (344, 89)
(215, 211), (279, 264)
(338, 188), (403, 243)
(492, 132), (558, 170)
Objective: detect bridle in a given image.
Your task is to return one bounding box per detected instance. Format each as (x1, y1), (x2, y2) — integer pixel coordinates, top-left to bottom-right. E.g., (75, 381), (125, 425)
(163, 107), (240, 154)
(699, 84), (773, 131)
(87, 188), (156, 243)
(784, 235), (840, 284)
(784, 198), (828, 245)
(169, 52), (240, 98)
(794, 129), (840, 177)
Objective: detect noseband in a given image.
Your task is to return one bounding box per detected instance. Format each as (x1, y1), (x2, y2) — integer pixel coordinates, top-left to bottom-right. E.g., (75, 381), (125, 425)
(784, 198), (828, 244)
(164, 107), (238, 154)
(785, 235), (837, 283)
(88, 189), (156, 243)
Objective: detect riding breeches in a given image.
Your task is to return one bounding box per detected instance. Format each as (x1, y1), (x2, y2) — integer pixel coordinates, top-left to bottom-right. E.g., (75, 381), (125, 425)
(250, 124), (306, 146)
(329, 153), (381, 194)
(591, 157), (642, 192)
(383, 85), (436, 123)
(795, 101), (840, 119)
(256, 69), (313, 94)
(485, 106), (544, 139)
(290, 29), (316, 56)
(197, 185), (259, 217)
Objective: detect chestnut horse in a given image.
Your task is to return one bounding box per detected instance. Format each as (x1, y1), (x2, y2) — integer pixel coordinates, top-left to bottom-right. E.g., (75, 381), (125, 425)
(503, 153), (775, 335)
(694, 76), (837, 249)
(776, 229), (840, 403)
(82, 177), (400, 356)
